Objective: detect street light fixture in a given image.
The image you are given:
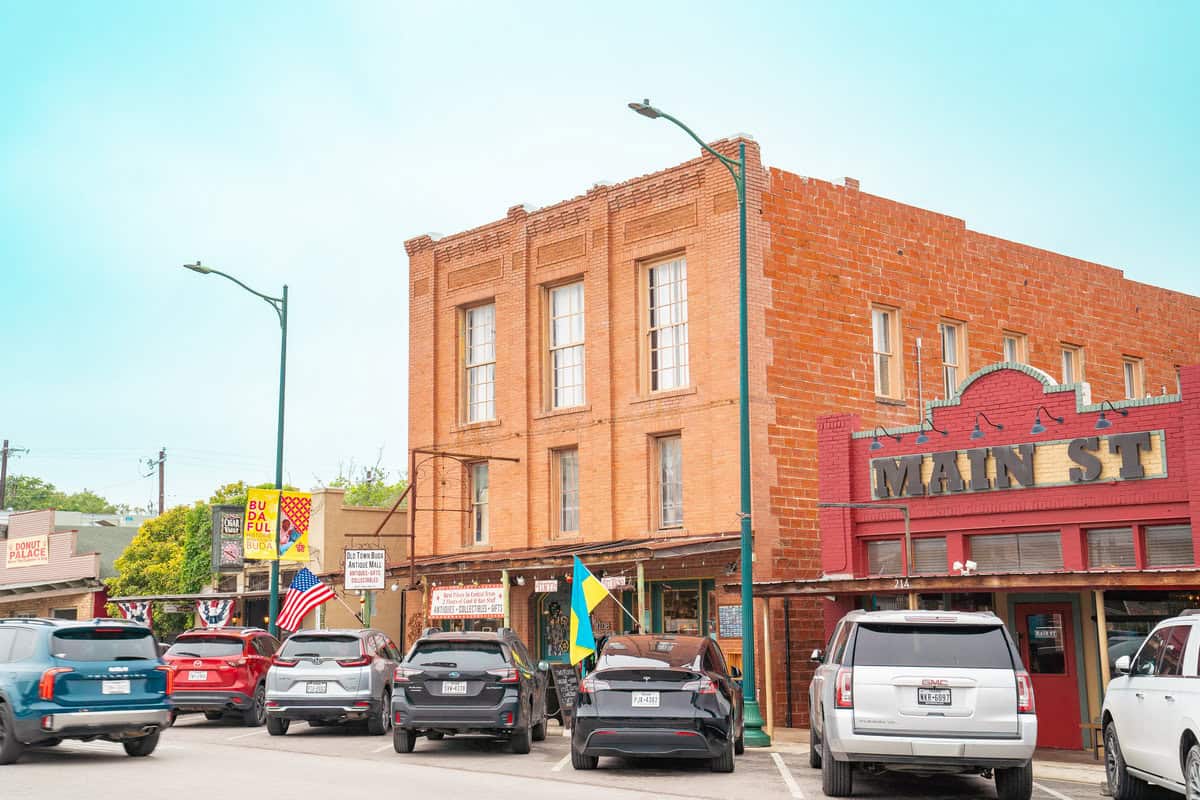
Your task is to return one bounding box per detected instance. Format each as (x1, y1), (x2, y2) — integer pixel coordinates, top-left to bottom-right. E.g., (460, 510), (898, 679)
(628, 99), (769, 747)
(183, 260), (289, 637)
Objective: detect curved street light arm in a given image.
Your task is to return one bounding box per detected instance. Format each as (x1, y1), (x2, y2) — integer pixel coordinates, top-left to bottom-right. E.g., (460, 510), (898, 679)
(205, 268), (285, 324)
(654, 110), (744, 190)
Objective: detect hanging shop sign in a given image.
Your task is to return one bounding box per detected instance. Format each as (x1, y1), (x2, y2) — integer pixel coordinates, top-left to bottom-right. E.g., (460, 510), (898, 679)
(344, 549), (386, 591)
(4, 534), (49, 567)
(429, 585), (505, 619)
(872, 430), (1165, 500)
(534, 579), (559, 593)
(211, 504), (245, 572)
(601, 575), (628, 591)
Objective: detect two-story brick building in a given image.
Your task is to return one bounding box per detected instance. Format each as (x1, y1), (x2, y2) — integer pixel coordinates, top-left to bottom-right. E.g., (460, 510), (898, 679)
(402, 137), (1200, 733)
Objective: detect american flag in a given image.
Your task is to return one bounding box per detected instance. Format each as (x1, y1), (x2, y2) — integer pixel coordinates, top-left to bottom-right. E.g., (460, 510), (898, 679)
(277, 568), (336, 632)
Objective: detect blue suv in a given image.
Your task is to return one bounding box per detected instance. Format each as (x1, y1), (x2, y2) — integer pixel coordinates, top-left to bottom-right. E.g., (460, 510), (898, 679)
(0, 618), (173, 764)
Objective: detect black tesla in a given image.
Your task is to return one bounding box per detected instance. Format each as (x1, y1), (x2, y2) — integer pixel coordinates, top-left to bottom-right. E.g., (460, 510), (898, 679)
(570, 634), (743, 772)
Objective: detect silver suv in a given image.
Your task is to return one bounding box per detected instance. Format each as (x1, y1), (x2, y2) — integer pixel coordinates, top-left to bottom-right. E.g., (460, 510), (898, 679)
(265, 629), (401, 736)
(809, 610), (1037, 800)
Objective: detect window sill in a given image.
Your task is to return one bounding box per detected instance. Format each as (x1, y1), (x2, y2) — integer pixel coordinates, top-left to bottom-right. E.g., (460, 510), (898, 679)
(654, 527), (689, 536)
(452, 418), (502, 434)
(875, 396), (906, 407)
(631, 386), (698, 405)
(534, 404), (592, 421)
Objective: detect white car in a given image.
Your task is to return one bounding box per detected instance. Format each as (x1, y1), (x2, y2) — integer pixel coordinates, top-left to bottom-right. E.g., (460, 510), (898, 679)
(1102, 611), (1200, 799)
(809, 610), (1037, 800)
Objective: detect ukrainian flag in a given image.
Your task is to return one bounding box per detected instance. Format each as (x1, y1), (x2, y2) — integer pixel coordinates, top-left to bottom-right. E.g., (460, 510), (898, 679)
(569, 556), (610, 665)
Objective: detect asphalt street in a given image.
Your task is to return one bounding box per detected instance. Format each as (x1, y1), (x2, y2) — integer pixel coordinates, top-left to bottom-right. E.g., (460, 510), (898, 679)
(2, 715), (1124, 800)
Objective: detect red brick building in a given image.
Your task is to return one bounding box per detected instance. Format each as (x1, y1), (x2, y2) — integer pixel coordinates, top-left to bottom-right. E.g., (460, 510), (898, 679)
(403, 138), (1200, 733)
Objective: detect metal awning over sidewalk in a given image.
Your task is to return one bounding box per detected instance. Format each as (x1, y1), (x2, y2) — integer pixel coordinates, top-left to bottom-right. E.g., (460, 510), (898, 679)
(0, 577), (103, 600)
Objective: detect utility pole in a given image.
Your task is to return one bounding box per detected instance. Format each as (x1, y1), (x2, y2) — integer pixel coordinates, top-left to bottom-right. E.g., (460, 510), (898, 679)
(0, 440), (30, 509)
(142, 448), (166, 515)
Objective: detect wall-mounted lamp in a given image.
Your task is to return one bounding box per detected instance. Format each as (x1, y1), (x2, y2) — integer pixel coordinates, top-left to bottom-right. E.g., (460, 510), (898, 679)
(1095, 400), (1129, 430)
(915, 418), (948, 445)
(514, 575), (526, 586)
(970, 412), (1003, 440)
(389, 583), (400, 592)
(1030, 405), (1064, 435)
(869, 425), (903, 451)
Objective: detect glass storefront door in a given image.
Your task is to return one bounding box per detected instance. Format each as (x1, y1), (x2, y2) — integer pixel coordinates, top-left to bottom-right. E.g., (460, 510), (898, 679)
(538, 589), (571, 663)
(650, 580), (716, 636)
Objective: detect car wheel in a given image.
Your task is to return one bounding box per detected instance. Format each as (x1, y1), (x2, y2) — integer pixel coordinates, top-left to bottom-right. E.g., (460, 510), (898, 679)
(266, 716), (289, 736)
(242, 685), (266, 727)
(995, 760), (1033, 800)
(571, 745), (598, 770)
(510, 723), (532, 754)
(1186, 743), (1200, 800)
(1105, 723), (1150, 800)
(393, 728), (415, 754)
(531, 702), (547, 742)
(808, 728), (821, 769)
(204, 711), (224, 721)
(367, 692), (391, 736)
(123, 731), (160, 758)
(711, 736), (735, 773)
(0, 704), (26, 765)
(734, 728), (745, 756)
(820, 718), (853, 797)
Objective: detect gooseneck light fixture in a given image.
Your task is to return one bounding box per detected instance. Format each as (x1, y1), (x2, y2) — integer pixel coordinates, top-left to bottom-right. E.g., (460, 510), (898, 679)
(1095, 400), (1129, 430)
(970, 412), (1004, 441)
(1030, 405), (1064, 435)
(915, 418), (948, 445)
(869, 426), (904, 451)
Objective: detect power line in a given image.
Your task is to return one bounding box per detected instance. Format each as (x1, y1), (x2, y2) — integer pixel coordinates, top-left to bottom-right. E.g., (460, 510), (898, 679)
(142, 447), (165, 515)
(1, 439), (30, 509)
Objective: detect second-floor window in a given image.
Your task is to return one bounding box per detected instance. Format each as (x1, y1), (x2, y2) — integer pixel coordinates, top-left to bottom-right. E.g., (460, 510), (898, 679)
(940, 319), (965, 396)
(1002, 331), (1027, 364)
(1061, 344), (1083, 384)
(871, 305), (901, 399)
(1123, 357), (1144, 399)
(464, 304), (496, 422)
(469, 462), (489, 545)
(657, 435), (683, 529)
(549, 283), (585, 408)
(648, 257), (689, 391)
(553, 448), (580, 536)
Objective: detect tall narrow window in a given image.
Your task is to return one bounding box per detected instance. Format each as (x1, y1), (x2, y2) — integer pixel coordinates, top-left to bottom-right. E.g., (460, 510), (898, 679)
(464, 304), (496, 422)
(553, 448), (580, 536)
(940, 320), (966, 396)
(657, 435), (683, 529)
(871, 305), (901, 399)
(647, 258), (689, 391)
(1123, 357), (1144, 399)
(1061, 344), (1083, 384)
(1002, 331), (1028, 364)
(469, 462), (489, 545)
(548, 283), (585, 408)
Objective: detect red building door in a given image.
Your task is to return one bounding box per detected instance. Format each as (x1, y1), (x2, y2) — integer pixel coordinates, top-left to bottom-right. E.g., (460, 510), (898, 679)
(1015, 603), (1081, 749)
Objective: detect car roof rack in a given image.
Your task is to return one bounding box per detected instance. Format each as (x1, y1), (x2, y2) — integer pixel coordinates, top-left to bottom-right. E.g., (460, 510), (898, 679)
(1179, 609), (1200, 616)
(181, 626), (267, 634)
(0, 617), (57, 625)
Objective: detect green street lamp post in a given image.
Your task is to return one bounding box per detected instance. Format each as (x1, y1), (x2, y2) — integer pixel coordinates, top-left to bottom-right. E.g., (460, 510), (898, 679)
(184, 261), (288, 637)
(628, 100), (769, 747)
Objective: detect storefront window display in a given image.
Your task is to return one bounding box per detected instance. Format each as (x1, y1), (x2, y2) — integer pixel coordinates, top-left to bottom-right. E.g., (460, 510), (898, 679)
(1103, 591), (1199, 673)
(917, 593), (994, 613)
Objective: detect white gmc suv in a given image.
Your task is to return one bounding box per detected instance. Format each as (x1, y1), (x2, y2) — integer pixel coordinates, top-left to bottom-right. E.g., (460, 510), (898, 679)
(809, 610), (1037, 799)
(1102, 612), (1200, 799)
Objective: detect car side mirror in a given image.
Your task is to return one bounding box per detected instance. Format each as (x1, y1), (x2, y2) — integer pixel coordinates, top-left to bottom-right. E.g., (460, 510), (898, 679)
(810, 648), (824, 664)
(730, 666), (742, 679)
(1114, 655), (1131, 676)
(537, 660), (549, 672)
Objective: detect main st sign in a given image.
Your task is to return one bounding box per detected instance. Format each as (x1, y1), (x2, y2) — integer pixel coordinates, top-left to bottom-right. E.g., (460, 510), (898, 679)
(871, 430), (1165, 499)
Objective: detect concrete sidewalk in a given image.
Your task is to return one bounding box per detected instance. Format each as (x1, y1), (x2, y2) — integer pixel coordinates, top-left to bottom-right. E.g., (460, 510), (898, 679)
(765, 728), (1107, 786)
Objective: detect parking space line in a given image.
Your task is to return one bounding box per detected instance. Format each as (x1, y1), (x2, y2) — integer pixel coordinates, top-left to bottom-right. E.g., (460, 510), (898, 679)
(551, 753), (571, 772)
(1033, 781), (1074, 800)
(770, 752), (805, 799)
(226, 729), (269, 741)
(372, 743), (393, 754)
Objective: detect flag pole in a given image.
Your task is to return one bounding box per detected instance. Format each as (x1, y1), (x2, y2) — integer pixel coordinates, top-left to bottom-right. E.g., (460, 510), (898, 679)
(334, 592), (365, 627)
(606, 591), (641, 633)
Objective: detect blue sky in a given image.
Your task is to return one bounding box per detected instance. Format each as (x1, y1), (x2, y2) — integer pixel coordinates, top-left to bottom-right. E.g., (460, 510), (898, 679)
(2, 2), (1196, 509)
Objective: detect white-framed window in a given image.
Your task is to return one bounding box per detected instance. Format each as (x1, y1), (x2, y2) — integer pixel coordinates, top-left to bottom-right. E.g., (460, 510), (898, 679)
(553, 448), (580, 536)
(940, 319), (966, 396)
(647, 257), (689, 391)
(1061, 344), (1083, 384)
(464, 304), (496, 422)
(1123, 357), (1144, 399)
(548, 283), (585, 408)
(866, 540), (903, 576)
(1002, 331), (1028, 364)
(469, 462), (489, 545)
(871, 305), (901, 399)
(657, 435), (683, 529)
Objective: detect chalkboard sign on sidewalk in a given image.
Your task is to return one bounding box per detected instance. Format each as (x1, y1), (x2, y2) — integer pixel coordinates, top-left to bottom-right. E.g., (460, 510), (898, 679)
(547, 663), (580, 728)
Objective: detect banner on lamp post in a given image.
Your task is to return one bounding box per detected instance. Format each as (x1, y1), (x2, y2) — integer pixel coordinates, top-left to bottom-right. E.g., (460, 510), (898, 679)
(277, 491), (312, 563)
(211, 505), (245, 572)
(243, 488), (279, 561)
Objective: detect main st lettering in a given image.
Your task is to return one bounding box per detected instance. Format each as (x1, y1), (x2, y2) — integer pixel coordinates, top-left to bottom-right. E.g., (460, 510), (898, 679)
(873, 432), (1152, 498)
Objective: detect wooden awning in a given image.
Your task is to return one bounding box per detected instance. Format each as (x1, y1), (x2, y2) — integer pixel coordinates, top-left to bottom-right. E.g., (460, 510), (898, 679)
(749, 568), (1200, 597)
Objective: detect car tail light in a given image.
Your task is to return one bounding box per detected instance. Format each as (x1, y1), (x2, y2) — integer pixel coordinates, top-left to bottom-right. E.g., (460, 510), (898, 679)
(231, 658), (248, 667)
(501, 711), (513, 725)
(487, 667), (519, 684)
(337, 656), (373, 668)
(38, 668), (73, 701)
(681, 676), (718, 694)
(156, 665), (175, 695)
(579, 675), (610, 693)
(834, 668), (853, 709)
(393, 666), (423, 684)
(1016, 671), (1035, 714)
(271, 656), (298, 667)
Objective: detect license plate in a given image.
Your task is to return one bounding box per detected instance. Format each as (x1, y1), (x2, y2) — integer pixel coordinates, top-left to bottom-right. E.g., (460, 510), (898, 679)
(632, 691), (660, 708)
(306, 681), (327, 694)
(187, 671), (208, 681)
(442, 681), (468, 695)
(102, 679), (131, 695)
(918, 688), (951, 705)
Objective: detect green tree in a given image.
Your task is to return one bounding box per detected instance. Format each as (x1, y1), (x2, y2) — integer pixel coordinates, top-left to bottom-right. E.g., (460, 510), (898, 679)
(59, 489), (118, 514)
(2, 474), (117, 513)
(326, 459), (407, 507)
(106, 505), (197, 635)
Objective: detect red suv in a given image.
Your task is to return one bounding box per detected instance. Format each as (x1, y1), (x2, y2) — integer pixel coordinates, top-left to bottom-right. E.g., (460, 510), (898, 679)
(164, 627), (280, 726)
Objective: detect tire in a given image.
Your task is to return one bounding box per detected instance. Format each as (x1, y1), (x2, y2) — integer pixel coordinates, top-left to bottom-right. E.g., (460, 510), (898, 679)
(168, 710), (178, 727)
(734, 731), (745, 756)
(809, 728), (821, 769)
(242, 685), (266, 727)
(531, 703), (547, 742)
(995, 760), (1033, 800)
(393, 728), (415, 754)
(426, 732), (445, 741)
(266, 716), (289, 736)
(821, 719), (853, 797)
(123, 731), (160, 758)
(1185, 743), (1200, 800)
(1106, 723), (1150, 800)
(203, 711), (224, 721)
(511, 723), (532, 754)
(711, 736), (735, 773)
(367, 693), (391, 736)
(0, 703), (25, 766)
(571, 745), (598, 770)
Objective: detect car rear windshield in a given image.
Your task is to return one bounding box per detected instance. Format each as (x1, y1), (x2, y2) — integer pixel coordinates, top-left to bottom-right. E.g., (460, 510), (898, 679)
(166, 636), (244, 658)
(853, 624), (1014, 669)
(51, 628), (158, 662)
(595, 639), (702, 671)
(408, 641), (507, 670)
(278, 635), (361, 659)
